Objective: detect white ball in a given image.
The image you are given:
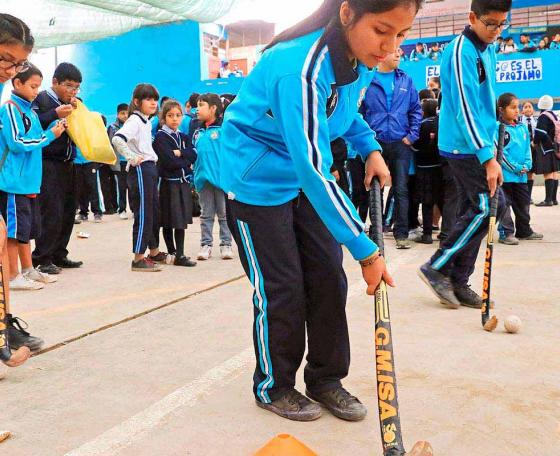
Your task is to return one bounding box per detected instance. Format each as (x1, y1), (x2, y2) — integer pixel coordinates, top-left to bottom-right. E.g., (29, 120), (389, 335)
(504, 315), (522, 333)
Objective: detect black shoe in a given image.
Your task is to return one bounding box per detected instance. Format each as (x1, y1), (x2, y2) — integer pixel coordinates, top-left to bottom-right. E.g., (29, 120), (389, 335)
(306, 386), (367, 422)
(174, 256), (197, 267)
(432, 225), (440, 232)
(554, 201), (559, 206)
(54, 257), (83, 268)
(535, 200), (553, 207)
(73, 218), (82, 225)
(7, 314), (44, 352)
(36, 263), (62, 275)
(415, 234), (433, 244)
(453, 285), (494, 309)
(256, 389), (322, 422)
(418, 263), (460, 309)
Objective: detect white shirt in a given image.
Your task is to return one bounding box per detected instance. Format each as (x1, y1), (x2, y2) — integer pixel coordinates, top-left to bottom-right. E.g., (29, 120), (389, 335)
(115, 111), (158, 163)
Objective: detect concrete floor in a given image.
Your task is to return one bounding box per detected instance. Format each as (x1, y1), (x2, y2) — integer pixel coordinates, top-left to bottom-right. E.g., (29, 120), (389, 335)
(1, 187), (559, 456)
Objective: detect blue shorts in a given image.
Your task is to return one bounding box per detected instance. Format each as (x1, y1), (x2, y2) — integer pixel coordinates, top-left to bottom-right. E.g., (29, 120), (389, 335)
(0, 191), (41, 243)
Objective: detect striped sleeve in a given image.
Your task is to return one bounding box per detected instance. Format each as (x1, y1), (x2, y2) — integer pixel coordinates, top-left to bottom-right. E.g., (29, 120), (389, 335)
(449, 36), (494, 164)
(269, 42), (377, 261)
(0, 105), (55, 153)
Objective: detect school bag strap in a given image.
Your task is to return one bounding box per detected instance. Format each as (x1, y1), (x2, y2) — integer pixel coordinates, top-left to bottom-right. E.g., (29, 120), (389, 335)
(0, 100), (32, 171)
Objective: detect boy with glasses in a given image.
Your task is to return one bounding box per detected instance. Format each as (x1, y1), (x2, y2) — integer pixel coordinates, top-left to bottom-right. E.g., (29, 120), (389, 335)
(32, 62), (84, 274)
(419, 0), (512, 309)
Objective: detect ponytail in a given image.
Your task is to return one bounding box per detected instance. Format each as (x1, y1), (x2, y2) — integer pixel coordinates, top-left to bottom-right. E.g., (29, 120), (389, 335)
(0, 14), (34, 49)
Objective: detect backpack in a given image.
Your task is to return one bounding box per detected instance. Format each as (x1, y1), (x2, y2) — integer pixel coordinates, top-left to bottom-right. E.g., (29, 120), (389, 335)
(542, 111), (560, 159)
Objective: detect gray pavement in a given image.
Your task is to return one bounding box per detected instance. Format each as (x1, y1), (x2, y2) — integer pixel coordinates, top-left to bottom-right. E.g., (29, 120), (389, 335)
(1, 187), (559, 456)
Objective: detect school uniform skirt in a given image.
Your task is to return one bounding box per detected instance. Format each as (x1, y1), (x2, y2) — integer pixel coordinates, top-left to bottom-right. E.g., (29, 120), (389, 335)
(532, 146), (560, 175)
(159, 179), (193, 229)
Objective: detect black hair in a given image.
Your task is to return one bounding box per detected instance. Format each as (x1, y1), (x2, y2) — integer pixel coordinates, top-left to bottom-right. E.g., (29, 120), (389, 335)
(497, 36), (504, 40)
(12, 63), (42, 84)
(421, 98), (438, 117)
(471, 0), (512, 16)
(497, 92), (518, 110)
(160, 96), (170, 106)
(264, 0), (423, 51)
(197, 93), (224, 118)
(101, 114), (107, 127)
(418, 88), (435, 101)
(506, 37), (514, 42)
(53, 62), (82, 84)
(117, 103), (129, 113)
(187, 92), (200, 108)
(416, 42), (423, 46)
(221, 93), (236, 111)
(0, 14), (34, 49)
(129, 83), (160, 115)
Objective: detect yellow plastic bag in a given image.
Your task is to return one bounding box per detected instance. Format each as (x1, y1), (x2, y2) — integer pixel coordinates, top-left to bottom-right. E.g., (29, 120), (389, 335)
(66, 101), (117, 165)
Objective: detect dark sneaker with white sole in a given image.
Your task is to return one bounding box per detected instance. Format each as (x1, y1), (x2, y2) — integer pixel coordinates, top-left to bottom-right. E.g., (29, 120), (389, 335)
(256, 389), (322, 422)
(306, 387), (367, 422)
(7, 314), (44, 352)
(418, 263), (460, 309)
(174, 256), (197, 267)
(453, 285), (494, 309)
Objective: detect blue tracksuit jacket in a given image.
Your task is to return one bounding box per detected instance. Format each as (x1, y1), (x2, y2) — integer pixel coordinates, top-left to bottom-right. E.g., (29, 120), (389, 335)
(193, 119), (222, 192)
(499, 122), (532, 184)
(221, 24), (382, 260)
(438, 27), (498, 164)
(0, 93), (56, 194)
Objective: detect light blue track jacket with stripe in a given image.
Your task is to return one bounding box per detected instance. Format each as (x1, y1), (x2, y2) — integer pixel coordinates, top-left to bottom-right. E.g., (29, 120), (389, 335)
(193, 120), (222, 192)
(0, 93), (56, 194)
(438, 27), (498, 164)
(221, 24), (382, 261)
(499, 121), (532, 184)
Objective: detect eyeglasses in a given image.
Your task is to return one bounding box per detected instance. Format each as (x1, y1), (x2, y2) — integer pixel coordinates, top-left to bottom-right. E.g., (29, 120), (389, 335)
(60, 82), (81, 94)
(0, 58), (30, 74)
(479, 17), (510, 32)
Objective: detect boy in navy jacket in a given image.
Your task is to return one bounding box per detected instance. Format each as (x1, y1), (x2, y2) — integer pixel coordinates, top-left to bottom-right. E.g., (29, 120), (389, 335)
(419, 0), (512, 309)
(32, 62), (83, 273)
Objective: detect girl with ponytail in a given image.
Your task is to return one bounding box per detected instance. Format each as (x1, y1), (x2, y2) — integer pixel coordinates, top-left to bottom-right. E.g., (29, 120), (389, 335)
(221, 0), (422, 422)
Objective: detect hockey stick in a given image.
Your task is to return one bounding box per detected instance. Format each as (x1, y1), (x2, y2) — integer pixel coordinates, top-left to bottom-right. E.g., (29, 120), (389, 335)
(0, 264), (30, 367)
(481, 122), (505, 332)
(369, 179), (432, 456)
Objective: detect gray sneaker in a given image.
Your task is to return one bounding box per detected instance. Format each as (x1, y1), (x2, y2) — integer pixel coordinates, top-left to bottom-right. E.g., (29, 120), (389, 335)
(499, 235), (519, 245)
(418, 263), (460, 309)
(306, 386), (367, 422)
(396, 239), (412, 249)
(518, 232), (543, 241)
(256, 389), (322, 422)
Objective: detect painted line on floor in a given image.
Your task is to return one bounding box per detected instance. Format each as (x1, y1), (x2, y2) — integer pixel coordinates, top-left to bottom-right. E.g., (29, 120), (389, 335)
(64, 347), (254, 456)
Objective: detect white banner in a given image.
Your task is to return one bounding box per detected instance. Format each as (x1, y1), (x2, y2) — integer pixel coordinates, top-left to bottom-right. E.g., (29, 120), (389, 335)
(426, 65), (440, 86)
(496, 58), (543, 83)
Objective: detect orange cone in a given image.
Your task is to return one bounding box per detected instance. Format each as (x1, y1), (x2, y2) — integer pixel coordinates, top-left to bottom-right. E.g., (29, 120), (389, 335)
(254, 434), (318, 456)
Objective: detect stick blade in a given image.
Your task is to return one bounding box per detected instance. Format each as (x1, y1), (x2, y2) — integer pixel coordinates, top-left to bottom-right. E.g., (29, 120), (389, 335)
(483, 316), (498, 333)
(0, 430), (11, 443)
(405, 441), (433, 456)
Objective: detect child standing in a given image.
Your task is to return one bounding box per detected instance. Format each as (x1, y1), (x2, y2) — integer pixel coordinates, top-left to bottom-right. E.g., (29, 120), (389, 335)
(153, 100), (197, 267)
(412, 98), (443, 244)
(107, 103), (130, 219)
(111, 83), (165, 272)
(0, 65), (65, 291)
(193, 93), (233, 260)
(533, 94), (559, 206)
(419, 0), (511, 309)
(496, 93), (543, 245)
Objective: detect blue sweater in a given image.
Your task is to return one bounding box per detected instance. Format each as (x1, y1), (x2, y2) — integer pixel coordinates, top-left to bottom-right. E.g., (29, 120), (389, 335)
(361, 68), (422, 144)
(438, 27), (498, 164)
(499, 122), (532, 184)
(221, 25), (382, 260)
(193, 119), (222, 192)
(0, 93), (56, 194)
